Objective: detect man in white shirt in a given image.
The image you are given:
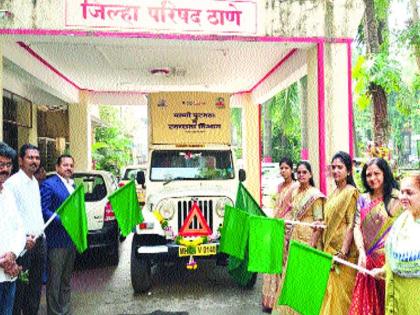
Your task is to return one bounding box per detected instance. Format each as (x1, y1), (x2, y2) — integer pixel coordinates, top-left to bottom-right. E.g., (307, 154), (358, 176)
(0, 142), (26, 315)
(5, 144), (46, 315)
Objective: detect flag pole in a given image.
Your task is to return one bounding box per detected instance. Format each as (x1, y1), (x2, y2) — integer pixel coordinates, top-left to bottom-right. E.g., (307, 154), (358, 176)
(18, 212), (58, 258)
(284, 220), (326, 229)
(333, 256), (376, 277)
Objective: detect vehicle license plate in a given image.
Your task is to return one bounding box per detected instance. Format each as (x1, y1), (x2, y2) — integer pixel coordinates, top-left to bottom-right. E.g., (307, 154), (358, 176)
(178, 244), (217, 257)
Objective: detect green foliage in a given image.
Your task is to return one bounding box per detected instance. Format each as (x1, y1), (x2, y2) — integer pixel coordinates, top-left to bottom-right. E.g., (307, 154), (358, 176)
(398, 20), (420, 51)
(231, 108), (242, 159)
(92, 106), (134, 175)
(262, 83), (302, 163)
(353, 52), (409, 111)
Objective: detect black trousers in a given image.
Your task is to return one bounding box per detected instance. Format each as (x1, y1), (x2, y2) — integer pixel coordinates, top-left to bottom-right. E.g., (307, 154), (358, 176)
(13, 236), (46, 315)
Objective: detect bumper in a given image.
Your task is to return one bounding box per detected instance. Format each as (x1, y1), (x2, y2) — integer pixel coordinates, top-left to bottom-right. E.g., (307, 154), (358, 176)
(134, 241), (221, 261)
(87, 220), (118, 249)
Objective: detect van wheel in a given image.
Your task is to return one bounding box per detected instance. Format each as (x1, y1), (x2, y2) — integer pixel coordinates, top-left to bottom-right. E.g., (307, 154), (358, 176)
(131, 241), (151, 293)
(108, 244), (119, 266)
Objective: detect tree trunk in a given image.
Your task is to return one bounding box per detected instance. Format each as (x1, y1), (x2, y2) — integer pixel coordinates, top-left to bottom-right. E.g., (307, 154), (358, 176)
(263, 101), (272, 161)
(364, 0), (390, 146)
(298, 76), (308, 159)
(370, 82), (388, 146)
(409, 0), (420, 71)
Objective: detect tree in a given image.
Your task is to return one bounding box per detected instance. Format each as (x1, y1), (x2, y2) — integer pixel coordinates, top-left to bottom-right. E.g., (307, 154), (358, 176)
(353, 0), (419, 167)
(262, 83), (301, 163)
(262, 100), (273, 160)
(363, 0), (391, 146)
(407, 0), (420, 70)
(231, 108), (242, 159)
(92, 106), (134, 174)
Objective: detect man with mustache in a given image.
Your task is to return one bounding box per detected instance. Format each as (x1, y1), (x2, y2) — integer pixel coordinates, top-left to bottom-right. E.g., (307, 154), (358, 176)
(0, 142), (26, 315)
(5, 144), (47, 315)
(40, 154), (76, 315)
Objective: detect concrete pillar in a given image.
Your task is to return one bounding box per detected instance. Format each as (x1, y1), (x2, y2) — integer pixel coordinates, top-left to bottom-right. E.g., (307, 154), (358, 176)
(324, 42), (351, 157)
(306, 42), (352, 194)
(69, 91), (92, 171)
(242, 93), (261, 204)
(306, 46), (321, 189)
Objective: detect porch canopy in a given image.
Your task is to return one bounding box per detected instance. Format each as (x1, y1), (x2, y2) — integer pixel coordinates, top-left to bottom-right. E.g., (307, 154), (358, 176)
(0, 0), (365, 197)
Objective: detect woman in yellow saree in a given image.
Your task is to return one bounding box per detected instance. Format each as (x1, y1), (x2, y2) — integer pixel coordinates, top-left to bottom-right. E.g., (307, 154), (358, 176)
(261, 157), (297, 313)
(272, 161), (325, 315)
(319, 151), (359, 315)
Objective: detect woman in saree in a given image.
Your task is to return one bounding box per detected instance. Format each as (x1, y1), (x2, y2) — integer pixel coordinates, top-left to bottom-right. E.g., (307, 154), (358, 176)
(319, 151), (359, 315)
(272, 161), (325, 315)
(349, 158), (402, 315)
(261, 157), (297, 313)
(371, 174), (420, 314)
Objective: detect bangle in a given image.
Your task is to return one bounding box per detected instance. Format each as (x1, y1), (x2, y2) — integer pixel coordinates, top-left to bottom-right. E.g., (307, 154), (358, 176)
(338, 250), (348, 257)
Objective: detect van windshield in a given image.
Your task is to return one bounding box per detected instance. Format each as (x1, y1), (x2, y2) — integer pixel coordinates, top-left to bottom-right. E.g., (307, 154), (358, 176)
(150, 150), (234, 181)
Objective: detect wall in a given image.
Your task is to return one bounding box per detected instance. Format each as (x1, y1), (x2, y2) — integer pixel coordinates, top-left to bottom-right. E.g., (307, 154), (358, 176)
(37, 110), (69, 140)
(0, 0), (363, 38)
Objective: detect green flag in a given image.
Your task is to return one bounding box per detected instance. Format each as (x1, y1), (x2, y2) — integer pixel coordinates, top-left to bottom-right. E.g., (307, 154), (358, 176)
(228, 183), (266, 287)
(278, 241), (333, 315)
(236, 182), (265, 216)
(108, 180), (144, 237)
(248, 216), (284, 274)
(219, 205), (250, 259)
(57, 185), (88, 253)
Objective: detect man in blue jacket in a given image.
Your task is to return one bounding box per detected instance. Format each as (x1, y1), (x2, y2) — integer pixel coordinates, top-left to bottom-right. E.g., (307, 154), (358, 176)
(41, 154), (75, 315)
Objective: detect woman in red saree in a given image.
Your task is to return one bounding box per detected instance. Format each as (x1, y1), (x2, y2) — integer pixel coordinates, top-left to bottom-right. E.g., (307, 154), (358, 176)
(349, 158), (402, 315)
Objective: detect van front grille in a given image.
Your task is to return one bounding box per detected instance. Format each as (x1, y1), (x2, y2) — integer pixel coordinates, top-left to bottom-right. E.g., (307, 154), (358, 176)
(177, 199), (213, 232)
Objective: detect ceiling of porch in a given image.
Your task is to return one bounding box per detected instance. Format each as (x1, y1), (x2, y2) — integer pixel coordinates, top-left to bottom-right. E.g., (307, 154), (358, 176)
(2, 34), (312, 103)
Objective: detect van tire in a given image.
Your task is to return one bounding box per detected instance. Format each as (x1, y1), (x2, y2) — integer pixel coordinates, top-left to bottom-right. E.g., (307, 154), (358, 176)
(131, 241), (152, 293)
(108, 242), (119, 266)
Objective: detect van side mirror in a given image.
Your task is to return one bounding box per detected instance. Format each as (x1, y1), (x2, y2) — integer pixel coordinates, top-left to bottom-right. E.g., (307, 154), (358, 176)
(239, 169), (246, 182)
(136, 171), (146, 188)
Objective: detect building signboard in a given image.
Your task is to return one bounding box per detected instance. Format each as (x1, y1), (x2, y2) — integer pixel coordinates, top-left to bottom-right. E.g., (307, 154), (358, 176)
(65, 0), (257, 35)
(149, 92), (231, 145)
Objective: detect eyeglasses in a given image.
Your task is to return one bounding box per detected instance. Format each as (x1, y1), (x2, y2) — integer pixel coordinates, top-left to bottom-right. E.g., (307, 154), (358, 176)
(0, 162), (13, 168)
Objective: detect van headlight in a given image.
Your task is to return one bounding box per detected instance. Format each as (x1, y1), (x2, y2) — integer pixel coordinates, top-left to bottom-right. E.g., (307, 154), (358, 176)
(215, 197), (233, 217)
(157, 200), (175, 219)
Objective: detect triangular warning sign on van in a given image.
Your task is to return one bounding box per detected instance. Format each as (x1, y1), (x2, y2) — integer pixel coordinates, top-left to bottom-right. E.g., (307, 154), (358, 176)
(179, 202), (212, 237)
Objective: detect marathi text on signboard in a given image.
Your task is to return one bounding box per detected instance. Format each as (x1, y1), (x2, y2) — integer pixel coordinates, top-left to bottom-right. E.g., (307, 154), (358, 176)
(149, 92), (231, 145)
(65, 0), (257, 35)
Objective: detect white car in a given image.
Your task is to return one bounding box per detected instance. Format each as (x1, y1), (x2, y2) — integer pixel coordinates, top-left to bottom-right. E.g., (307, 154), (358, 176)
(119, 165), (147, 205)
(261, 163), (284, 215)
(72, 170), (120, 265)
